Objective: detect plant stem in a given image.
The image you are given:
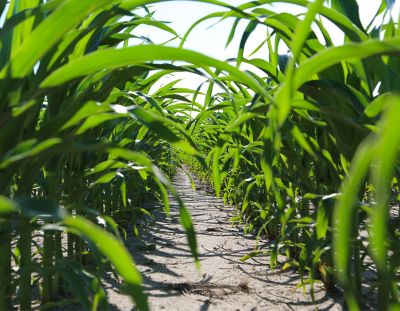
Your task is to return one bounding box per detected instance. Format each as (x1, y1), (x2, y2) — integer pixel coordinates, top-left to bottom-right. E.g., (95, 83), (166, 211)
(19, 217), (32, 311)
(0, 218), (12, 310)
(42, 231), (54, 302)
(52, 231), (62, 297)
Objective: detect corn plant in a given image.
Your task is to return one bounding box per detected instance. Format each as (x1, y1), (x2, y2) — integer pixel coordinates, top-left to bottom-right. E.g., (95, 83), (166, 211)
(1, 0), (400, 310)
(0, 0), (277, 309)
(182, 0), (400, 309)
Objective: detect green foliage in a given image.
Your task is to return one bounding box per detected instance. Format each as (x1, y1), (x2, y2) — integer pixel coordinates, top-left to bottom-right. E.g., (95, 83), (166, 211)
(183, 1), (400, 309)
(1, 0), (400, 310)
(0, 1), (245, 309)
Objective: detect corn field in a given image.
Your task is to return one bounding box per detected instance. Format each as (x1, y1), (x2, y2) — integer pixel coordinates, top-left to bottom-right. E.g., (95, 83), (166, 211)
(0, 0), (399, 310)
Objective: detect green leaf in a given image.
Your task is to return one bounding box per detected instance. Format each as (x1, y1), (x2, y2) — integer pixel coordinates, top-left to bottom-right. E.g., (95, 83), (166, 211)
(331, 0), (363, 30)
(273, 0), (325, 125)
(61, 101), (109, 130)
(364, 93), (392, 118)
(154, 179), (170, 217)
(316, 206), (328, 240)
(294, 38), (400, 90)
(16, 198), (66, 220)
(91, 172), (117, 186)
(130, 108), (181, 143)
(64, 215), (148, 311)
(291, 126), (316, 158)
(0, 0), (126, 78)
(40, 45), (267, 97)
(334, 139), (373, 309)
(237, 19), (258, 66)
(106, 148), (152, 167)
(0, 138), (62, 169)
(179, 204), (200, 269)
(369, 95), (400, 309)
(225, 113), (257, 132)
(0, 196), (18, 215)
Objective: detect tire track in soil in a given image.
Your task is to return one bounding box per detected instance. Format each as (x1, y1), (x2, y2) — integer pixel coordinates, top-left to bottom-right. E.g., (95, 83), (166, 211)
(106, 169), (344, 310)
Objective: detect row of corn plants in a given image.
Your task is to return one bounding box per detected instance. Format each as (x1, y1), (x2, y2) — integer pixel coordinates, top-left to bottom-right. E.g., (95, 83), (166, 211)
(0, 0), (267, 309)
(181, 0), (400, 310)
(0, 2), (172, 309)
(1, 0), (400, 310)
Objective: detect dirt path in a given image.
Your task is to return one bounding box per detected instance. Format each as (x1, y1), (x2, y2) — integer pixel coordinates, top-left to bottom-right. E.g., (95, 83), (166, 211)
(106, 169), (344, 310)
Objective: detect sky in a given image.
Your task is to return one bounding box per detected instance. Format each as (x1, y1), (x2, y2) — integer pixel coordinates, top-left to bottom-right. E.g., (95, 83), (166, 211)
(1, 1), (399, 96)
(133, 0), (399, 98)
(135, 0), (398, 58)
(1, 1), (398, 59)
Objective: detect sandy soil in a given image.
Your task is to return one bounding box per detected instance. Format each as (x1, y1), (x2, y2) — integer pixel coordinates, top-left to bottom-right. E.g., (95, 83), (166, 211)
(104, 169), (344, 311)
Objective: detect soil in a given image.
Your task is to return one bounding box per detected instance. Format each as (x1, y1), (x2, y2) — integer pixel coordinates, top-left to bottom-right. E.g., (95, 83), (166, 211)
(104, 169), (344, 311)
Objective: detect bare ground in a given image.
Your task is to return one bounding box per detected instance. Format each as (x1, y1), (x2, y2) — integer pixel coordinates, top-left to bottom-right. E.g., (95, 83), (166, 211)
(105, 169), (344, 311)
